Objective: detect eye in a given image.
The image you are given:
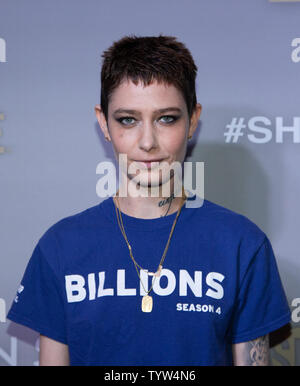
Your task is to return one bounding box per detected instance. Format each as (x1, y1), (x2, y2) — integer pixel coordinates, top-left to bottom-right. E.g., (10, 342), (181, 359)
(117, 117), (136, 126)
(159, 115), (179, 124)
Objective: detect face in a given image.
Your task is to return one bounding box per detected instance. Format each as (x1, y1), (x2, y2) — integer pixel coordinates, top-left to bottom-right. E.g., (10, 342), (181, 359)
(95, 78), (201, 193)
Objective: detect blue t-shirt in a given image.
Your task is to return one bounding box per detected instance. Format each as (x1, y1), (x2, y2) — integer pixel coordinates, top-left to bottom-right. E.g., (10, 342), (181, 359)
(7, 195), (291, 365)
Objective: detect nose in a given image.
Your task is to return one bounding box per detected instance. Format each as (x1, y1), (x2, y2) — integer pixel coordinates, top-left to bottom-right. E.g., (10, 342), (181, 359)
(138, 121), (158, 152)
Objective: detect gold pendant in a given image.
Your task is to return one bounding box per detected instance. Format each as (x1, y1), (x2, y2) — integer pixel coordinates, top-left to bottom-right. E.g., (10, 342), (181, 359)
(141, 295), (153, 312)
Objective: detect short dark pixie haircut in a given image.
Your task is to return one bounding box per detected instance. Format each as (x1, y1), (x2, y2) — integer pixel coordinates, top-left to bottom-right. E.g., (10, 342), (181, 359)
(100, 34), (198, 121)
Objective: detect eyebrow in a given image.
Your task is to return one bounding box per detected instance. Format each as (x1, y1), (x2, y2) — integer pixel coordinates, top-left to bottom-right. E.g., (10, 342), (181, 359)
(112, 107), (183, 115)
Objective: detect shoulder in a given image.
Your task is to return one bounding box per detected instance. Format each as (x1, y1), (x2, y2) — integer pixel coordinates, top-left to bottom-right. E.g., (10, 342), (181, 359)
(190, 197), (266, 248)
(35, 199), (108, 269)
(42, 197), (113, 237)
(40, 202), (100, 239)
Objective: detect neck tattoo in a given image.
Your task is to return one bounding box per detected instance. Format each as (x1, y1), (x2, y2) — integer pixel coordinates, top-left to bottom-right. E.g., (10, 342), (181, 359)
(159, 193), (175, 217)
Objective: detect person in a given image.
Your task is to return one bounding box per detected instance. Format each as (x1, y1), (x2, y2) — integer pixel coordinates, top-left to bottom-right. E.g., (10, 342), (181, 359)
(7, 35), (291, 366)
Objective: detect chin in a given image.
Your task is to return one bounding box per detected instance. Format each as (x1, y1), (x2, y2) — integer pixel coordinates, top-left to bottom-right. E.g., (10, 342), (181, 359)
(127, 172), (175, 197)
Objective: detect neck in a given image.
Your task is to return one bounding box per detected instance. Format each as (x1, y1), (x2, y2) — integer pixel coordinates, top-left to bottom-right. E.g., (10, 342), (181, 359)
(114, 178), (185, 219)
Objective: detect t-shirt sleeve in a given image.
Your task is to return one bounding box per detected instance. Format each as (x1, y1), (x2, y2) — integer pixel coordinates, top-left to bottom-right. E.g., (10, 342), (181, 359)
(7, 241), (67, 344)
(230, 236), (291, 344)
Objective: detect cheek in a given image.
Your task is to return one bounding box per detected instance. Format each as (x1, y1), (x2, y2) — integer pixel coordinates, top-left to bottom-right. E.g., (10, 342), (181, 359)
(164, 130), (188, 160)
(110, 130), (131, 155)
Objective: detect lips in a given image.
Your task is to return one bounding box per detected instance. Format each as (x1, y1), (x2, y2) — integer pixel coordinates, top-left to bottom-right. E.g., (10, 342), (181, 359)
(135, 159), (165, 169)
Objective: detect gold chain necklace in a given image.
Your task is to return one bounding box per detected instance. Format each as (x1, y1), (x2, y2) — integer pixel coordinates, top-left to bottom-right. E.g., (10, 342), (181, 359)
(113, 187), (187, 312)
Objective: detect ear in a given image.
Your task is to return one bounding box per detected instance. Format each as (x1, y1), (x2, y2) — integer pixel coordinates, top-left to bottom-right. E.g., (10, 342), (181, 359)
(94, 104), (111, 142)
(188, 103), (202, 140)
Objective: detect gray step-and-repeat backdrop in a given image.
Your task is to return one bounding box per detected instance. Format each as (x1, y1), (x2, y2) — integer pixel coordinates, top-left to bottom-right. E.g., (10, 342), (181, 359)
(0, 0), (299, 366)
